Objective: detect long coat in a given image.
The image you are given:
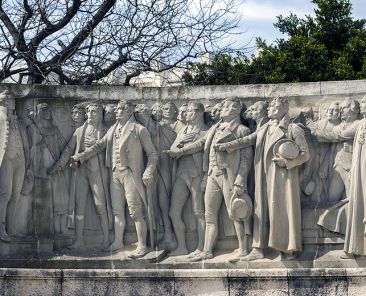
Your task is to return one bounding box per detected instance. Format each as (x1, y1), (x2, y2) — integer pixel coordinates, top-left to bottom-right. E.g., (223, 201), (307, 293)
(224, 115), (310, 252)
(80, 116), (158, 209)
(344, 118), (366, 255)
(55, 121), (112, 228)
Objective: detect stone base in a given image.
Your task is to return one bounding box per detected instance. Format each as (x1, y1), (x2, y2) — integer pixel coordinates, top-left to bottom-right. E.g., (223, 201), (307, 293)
(1, 267), (366, 295)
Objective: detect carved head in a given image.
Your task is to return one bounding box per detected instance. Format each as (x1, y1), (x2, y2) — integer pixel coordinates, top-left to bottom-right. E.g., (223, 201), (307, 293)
(340, 97), (359, 121)
(177, 103), (188, 123)
(186, 102), (204, 123)
(326, 102), (340, 121)
(86, 103), (103, 124)
(115, 100), (135, 121)
(162, 102), (178, 121)
(268, 97), (289, 120)
(360, 96), (366, 116)
(251, 101), (269, 122)
(37, 103), (52, 120)
(151, 103), (163, 121)
(0, 90), (15, 111)
(301, 105), (314, 120)
(103, 104), (116, 124)
(71, 103), (86, 123)
(135, 104), (151, 122)
(210, 102), (223, 121)
(220, 98), (242, 121)
(244, 104), (253, 119)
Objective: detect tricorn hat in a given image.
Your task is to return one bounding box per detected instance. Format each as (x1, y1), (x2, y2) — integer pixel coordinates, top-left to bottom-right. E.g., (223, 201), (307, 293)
(273, 138), (300, 160)
(230, 192), (253, 220)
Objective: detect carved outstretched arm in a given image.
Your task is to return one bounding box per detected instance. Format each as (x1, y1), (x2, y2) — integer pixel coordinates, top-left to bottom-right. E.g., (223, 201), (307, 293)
(217, 132), (257, 153)
(54, 134), (77, 169)
(234, 129), (253, 190)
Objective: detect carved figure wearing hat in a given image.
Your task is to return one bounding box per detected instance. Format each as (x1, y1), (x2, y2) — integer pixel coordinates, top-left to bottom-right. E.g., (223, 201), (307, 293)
(215, 97), (310, 260)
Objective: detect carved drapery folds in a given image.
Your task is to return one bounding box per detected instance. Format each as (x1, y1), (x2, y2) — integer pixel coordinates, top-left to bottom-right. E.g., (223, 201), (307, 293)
(1, 88), (366, 263)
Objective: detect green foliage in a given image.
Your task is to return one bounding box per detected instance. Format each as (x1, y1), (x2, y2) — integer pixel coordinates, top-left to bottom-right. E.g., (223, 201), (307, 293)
(184, 0), (366, 85)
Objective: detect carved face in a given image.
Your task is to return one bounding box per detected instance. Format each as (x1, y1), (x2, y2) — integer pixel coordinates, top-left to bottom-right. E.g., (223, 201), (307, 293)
(361, 99), (366, 116)
(210, 103), (222, 121)
(151, 103), (162, 121)
(326, 104), (340, 121)
(162, 103), (176, 120)
(251, 103), (265, 121)
(39, 106), (51, 120)
(86, 105), (102, 124)
(115, 102), (133, 121)
(268, 100), (287, 120)
(220, 100), (239, 120)
(340, 102), (351, 121)
(71, 109), (84, 123)
(244, 105), (253, 119)
(177, 105), (188, 122)
(185, 105), (201, 122)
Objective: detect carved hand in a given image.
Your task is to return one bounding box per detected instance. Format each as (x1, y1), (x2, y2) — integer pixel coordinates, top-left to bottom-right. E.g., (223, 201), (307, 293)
(273, 157), (287, 168)
(164, 149), (183, 159)
(47, 164), (62, 175)
(179, 133), (196, 143)
(142, 172), (154, 188)
(233, 184), (244, 196)
(214, 143), (228, 152)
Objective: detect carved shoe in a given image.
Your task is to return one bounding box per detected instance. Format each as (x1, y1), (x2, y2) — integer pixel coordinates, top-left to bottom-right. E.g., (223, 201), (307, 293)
(189, 251), (213, 262)
(0, 232), (11, 242)
(128, 247), (151, 259)
(187, 249), (203, 259)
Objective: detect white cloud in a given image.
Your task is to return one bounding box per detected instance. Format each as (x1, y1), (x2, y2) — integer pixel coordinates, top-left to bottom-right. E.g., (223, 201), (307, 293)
(239, 0), (314, 22)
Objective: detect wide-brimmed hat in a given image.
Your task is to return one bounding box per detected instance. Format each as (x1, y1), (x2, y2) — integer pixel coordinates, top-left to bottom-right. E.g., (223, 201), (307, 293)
(273, 138), (300, 160)
(230, 192), (253, 220)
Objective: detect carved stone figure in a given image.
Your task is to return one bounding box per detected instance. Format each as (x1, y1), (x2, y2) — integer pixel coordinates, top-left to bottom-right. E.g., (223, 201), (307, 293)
(48, 103), (112, 250)
(170, 99), (253, 262)
(174, 103), (188, 133)
(0, 90), (31, 240)
(165, 102), (208, 256)
(72, 100), (158, 258)
(162, 102), (179, 132)
(136, 103), (176, 250)
(151, 103), (163, 122)
(342, 96), (366, 258)
(28, 103), (70, 235)
(70, 103), (86, 132)
(210, 102), (222, 125)
(316, 98), (360, 235)
(251, 101), (269, 131)
(216, 97), (310, 260)
(313, 103), (341, 202)
(103, 104), (116, 128)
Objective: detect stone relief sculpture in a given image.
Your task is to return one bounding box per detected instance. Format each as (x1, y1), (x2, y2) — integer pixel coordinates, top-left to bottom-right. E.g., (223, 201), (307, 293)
(48, 103), (112, 250)
(316, 98), (360, 235)
(216, 97), (310, 260)
(168, 99), (253, 262)
(72, 100), (158, 258)
(28, 103), (70, 236)
(0, 90), (31, 241)
(4, 90), (366, 265)
(165, 102), (209, 256)
(343, 95), (366, 258)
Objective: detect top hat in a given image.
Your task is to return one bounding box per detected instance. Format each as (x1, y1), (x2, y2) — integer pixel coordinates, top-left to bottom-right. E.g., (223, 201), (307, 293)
(273, 138), (300, 160)
(230, 192), (253, 220)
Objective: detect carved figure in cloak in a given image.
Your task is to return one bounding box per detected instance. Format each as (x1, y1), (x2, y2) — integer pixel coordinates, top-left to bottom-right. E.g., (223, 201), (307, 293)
(70, 103), (86, 132)
(72, 100), (158, 258)
(170, 99), (253, 262)
(103, 104), (116, 128)
(0, 91), (31, 241)
(28, 103), (70, 236)
(175, 103), (188, 133)
(48, 103), (112, 250)
(316, 98), (360, 235)
(311, 103), (341, 202)
(216, 97), (310, 260)
(342, 96), (366, 258)
(165, 102), (209, 257)
(135, 103), (177, 250)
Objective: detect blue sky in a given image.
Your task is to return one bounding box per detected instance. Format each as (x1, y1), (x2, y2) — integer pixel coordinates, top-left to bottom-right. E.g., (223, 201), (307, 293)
(234, 0), (366, 50)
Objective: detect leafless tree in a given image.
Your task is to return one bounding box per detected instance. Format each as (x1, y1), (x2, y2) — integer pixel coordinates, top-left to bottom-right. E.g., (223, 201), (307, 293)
(0, 0), (240, 85)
